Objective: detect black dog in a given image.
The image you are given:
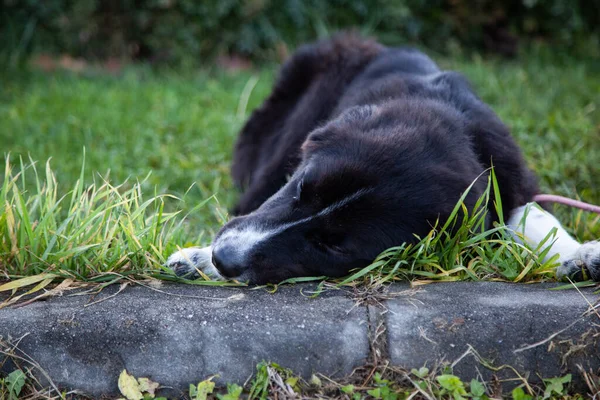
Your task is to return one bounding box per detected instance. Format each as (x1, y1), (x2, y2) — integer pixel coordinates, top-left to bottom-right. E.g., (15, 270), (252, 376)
(167, 34), (600, 284)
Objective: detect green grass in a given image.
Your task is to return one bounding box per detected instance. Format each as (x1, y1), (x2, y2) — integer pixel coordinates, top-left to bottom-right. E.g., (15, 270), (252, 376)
(0, 50), (599, 286)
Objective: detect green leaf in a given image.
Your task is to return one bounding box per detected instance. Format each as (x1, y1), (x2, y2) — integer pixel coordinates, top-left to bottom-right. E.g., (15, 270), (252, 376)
(192, 377), (215, 400)
(217, 383), (243, 400)
(309, 374), (321, 387)
(470, 379), (486, 397)
(340, 384), (355, 394)
(436, 375), (467, 399)
(248, 362), (269, 400)
(437, 374), (464, 391)
(511, 387), (533, 400)
(411, 367), (429, 379)
(285, 376), (298, 388)
(6, 370), (26, 399)
(543, 374), (571, 399)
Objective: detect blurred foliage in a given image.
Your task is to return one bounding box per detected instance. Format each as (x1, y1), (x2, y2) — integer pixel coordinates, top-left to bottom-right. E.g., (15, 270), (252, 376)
(2, 0), (599, 63)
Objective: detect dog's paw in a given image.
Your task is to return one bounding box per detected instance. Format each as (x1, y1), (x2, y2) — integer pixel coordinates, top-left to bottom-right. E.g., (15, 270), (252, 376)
(556, 241), (600, 282)
(165, 246), (223, 280)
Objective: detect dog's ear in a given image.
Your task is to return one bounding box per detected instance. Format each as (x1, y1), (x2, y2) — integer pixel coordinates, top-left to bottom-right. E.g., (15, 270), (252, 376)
(302, 105), (380, 155)
(301, 127), (330, 154)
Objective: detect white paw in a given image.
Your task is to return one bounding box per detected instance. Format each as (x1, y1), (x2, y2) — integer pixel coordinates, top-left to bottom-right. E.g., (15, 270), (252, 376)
(165, 246), (223, 280)
(556, 241), (600, 282)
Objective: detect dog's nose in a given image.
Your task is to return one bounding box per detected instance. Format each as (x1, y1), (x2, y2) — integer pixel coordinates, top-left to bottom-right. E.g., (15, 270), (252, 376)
(212, 246), (245, 278)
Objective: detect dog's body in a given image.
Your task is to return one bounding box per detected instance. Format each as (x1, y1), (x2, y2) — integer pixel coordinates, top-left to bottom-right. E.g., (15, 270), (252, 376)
(167, 34), (600, 284)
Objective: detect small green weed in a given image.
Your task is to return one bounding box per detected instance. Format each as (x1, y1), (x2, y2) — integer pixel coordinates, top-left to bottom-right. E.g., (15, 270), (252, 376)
(247, 361), (300, 400)
(366, 372), (403, 399)
(189, 377), (216, 400)
(542, 374), (572, 399)
(216, 383), (243, 400)
(189, 378), (243, 400)
(0, 369), (26, 400)
(0, 155), (238, 289)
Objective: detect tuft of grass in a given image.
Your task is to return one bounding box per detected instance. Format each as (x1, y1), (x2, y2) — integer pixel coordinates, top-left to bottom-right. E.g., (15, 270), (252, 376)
(336, 170), (559, 288)
(0, 154), (222, 284)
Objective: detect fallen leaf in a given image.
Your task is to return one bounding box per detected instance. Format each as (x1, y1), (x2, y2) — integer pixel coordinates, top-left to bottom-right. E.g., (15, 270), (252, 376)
(0, 277), (55, 309)
(193, 377), (215, 400)
(0, 274), (56, 292)
(11, 279), (76, 309)
(118, 370), (143, 400)
(138, 377), (160, 396)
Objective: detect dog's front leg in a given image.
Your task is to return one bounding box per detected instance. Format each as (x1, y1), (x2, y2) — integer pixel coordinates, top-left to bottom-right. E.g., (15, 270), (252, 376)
(507, 203), (600, 281)
(165, 246), (223, 280)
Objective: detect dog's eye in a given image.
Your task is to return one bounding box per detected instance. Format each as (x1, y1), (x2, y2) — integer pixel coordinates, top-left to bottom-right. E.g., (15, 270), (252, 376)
(317, 241), (346, 254)
(312, 236), (346, 254)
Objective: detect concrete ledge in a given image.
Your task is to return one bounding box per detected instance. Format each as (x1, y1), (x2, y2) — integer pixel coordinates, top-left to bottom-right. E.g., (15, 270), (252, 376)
(1, 282), (598, 397)
(387, 282), (600, 389)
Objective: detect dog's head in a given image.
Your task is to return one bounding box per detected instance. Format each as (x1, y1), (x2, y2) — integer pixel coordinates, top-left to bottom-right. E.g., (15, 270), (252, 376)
(212, 101), (487, 283)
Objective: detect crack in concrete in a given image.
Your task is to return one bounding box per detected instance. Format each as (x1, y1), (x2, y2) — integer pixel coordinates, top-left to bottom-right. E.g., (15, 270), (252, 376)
(366, 304), (388, 366)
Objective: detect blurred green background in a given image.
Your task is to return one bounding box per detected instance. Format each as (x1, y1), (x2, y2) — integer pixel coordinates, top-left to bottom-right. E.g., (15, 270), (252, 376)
(3, 0), (599, 65)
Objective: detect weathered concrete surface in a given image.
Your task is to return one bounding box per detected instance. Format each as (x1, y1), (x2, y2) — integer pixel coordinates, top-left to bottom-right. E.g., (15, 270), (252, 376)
(387, 282), (600, 388)
(0, 284), (369, 397)
(0, 282), (599, 397)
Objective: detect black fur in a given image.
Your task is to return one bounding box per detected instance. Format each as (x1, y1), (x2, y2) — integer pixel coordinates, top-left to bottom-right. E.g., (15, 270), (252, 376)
(213, 34), (539, 284)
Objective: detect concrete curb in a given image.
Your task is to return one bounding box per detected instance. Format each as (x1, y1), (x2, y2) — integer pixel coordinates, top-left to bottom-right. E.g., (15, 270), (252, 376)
(386, 283), (600, 388)
(1, 282), (599, 397)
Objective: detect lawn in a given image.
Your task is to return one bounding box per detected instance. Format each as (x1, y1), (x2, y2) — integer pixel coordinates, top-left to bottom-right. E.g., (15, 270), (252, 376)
(1, 49), (599, 285)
